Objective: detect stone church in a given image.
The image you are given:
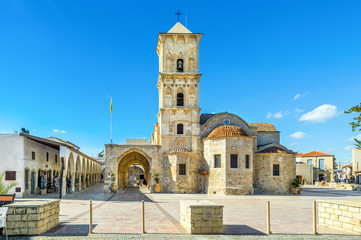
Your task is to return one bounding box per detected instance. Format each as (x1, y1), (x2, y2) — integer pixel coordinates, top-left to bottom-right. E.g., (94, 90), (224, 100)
(104, 22), (296, 195)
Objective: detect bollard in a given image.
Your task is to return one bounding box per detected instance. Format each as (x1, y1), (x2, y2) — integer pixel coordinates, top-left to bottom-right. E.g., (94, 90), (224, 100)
(142, 200), (145, 234)
(267, 201), (271, 235)
(89, 199), (93, 235)
(313, 201), (317, 234)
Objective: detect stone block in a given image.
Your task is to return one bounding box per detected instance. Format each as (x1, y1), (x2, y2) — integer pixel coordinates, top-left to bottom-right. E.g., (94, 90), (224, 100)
(353, 226), (361, 234)
(28, 228), (40, 235)
(7, 222), (15, 228)
(352, 212), (361, 219)
(7, 214), (21, 222)
(7, 228), (21, 235)
(343, 223), (354, 231)
(330, 214), (339, 220)
(350, 218), (361, 225)
(334, 209), (342, 215)
(7, 208), (15, 215)
(322, 202), (331, 208)
(180, 200), (223, 234)
(325, 219), (333, 225)
(331, 204), (339, 209)
(318, 206), (325, 212)
(15, 208), (27, 214)
(28, 214), (40, 221)
(339, 216), (351, 224)
(20, 228), (28, 235)
(26, 208), (35, 214)
(348, 206), (360, 213)
(319, 217), (325, 223)
(320, 212), (329, 219)
(326, 208), (334, 214)
(339, 205), (348, 211)
(333, 221), (343, 228)
(28, 221), (37, 228)
(341, 211), (353, 218)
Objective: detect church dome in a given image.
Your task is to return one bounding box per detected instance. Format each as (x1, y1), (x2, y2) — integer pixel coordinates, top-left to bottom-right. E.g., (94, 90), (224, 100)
(206, 125), (247, 139)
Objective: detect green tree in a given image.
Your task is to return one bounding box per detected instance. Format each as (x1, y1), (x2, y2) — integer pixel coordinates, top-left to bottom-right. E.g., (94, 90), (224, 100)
(0, 172), (17, 195)
(345, 103), (361, 149)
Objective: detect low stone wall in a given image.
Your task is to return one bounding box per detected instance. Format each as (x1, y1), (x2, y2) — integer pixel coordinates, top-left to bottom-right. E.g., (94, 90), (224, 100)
(180, 200), (223, 234)
(5, 199), (60, 235)
(318, 200), (361, 234)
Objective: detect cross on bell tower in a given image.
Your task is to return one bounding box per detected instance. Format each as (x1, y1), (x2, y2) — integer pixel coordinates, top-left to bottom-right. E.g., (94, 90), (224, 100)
(175, 10), (182, 22)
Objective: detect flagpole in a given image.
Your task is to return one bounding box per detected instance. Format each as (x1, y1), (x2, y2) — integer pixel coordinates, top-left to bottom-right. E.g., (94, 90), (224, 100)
(110, 97), (113, 144)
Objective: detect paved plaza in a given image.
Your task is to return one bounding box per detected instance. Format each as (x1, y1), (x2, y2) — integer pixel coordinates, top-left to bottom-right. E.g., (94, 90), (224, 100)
(3, 183), (359, 239)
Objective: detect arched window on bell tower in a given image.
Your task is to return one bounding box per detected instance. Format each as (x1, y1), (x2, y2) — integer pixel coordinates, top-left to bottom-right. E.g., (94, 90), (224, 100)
(177, 93), (184, 106)
(177, 124), (184, 134)
(176, 59), (184, 72)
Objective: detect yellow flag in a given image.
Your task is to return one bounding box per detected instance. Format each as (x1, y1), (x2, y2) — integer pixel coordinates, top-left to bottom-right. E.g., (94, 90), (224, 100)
(110, 97), (113, 114)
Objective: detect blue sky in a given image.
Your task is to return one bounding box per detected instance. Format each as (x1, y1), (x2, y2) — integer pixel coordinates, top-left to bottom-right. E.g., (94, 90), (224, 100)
(1, 1), (360, 163)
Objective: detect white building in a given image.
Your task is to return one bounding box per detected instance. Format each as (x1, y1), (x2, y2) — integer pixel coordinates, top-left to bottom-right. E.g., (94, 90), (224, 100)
(352, 148), (361, 184)
(0, 133), (103, 197)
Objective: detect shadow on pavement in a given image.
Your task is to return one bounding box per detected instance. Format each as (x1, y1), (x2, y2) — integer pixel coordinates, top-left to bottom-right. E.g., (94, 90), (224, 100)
(223, 225), (266, 235)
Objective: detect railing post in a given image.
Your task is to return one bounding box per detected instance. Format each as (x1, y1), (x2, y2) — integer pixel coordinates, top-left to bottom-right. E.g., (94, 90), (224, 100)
(89, 199), (93, 235)
(267, 201), (271, 235)
(313, 201), (318, 234)
(142, 200), (145, 234)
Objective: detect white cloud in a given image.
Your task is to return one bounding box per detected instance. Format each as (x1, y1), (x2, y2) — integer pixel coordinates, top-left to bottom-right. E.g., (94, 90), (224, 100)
(299, 104), (338, 123)
(293, 91), (309, 101)
(347, 134), (361, 141)
(293, 94), (301, 100)
(267, 111), (283, 119)
(273, 111), (283, 118)
(345, 145), (354, 151)
(294, 108), (304, 113)
(289, 132), (307, 139)
(53, 129), (66, 134)
(288, 142), (298, 147)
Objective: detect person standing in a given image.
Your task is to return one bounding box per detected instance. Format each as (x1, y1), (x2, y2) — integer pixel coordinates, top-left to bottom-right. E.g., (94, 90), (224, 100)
(54, 176), (59, 193)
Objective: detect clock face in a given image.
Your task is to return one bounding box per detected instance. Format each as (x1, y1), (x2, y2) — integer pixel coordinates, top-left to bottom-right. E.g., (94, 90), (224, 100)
(223, 119), (230, 125)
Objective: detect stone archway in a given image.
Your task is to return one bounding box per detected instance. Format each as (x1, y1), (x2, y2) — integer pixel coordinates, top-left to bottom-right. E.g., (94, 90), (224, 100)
(117, 149), (151, 190)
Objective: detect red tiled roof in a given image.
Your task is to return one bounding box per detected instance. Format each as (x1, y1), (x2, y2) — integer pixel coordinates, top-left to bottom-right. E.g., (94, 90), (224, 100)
(206, 125), (247, 139)
(249, 123), (277, 132)
(297, 153), (303, 156)
(342, 164), (352, 168)
(301, 151), (333, 157)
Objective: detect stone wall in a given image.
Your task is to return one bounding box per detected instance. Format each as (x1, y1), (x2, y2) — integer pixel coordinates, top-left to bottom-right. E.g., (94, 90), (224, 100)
(5, 199), (60, 235)
(318, 200), (361, 234)
(162, 152), (201, 193)
(203, 137), (255, 195)
(254, 153), (296, 194)
(256, 132), (280, 147)
(180, 200), (223, 234)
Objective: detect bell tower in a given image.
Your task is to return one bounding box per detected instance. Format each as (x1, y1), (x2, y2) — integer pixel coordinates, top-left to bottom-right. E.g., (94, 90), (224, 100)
(153, 22), (203, 152)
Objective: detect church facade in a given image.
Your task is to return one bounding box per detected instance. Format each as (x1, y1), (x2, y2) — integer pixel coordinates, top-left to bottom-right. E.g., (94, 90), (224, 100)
(104, 22), (296, 195)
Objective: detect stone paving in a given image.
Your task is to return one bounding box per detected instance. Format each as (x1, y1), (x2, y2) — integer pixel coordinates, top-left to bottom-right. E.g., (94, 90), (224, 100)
(1, 233), (361, 240)
(11, 183), (361, 239)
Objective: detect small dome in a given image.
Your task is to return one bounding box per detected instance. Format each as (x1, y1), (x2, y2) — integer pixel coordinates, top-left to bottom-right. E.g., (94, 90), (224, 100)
(206, 125), (247, 139)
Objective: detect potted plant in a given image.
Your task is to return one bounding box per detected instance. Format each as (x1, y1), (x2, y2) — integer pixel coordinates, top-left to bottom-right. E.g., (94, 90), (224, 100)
(110, 173), (117, 192)
(291, 178), (302, 194)
(154, 173), (160, 193)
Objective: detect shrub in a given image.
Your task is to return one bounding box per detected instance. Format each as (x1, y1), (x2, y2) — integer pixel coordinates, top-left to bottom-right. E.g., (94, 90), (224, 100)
(0, 172), (17, 194)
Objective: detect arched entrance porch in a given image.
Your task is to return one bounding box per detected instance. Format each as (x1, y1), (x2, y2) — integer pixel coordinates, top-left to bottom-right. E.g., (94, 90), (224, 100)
(117, 149), (151, 190)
